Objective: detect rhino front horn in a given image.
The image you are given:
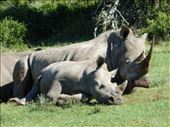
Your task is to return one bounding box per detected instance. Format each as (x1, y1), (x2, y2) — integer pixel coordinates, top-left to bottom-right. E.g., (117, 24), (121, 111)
(118, 80), (128, 94)
(141, 37), (154, 73)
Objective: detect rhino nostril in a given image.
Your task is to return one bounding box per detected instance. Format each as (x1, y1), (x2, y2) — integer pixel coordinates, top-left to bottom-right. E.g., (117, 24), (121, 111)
(116, 98), (123, 105)
(117, 98), (122, 102)
(108, 96), (114, 103)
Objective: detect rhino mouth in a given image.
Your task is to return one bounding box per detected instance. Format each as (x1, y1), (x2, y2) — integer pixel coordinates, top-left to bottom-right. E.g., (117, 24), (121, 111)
(134, 76), (150, 88)
(101, 97), (123, 105)
(112, 73), (150, 94)
(123, 75), (150, 94)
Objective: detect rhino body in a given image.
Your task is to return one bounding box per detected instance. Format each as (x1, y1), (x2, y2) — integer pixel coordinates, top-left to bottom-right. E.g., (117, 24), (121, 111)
(0, 52), (32, 102)
(0, 48), (42, 102)
(16, 57), (127, 105)
(13, 26), (152, 100)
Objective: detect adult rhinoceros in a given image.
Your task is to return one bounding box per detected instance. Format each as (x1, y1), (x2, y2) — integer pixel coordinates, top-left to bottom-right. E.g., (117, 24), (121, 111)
(0, 49), (42, 102)
(0, 52), (32, 102)
(12, 26), (153, 100)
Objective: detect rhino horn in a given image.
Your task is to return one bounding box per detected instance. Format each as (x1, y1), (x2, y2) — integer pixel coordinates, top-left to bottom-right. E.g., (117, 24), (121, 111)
(118, 80), (128, 94)
(140, 37), (154, 73)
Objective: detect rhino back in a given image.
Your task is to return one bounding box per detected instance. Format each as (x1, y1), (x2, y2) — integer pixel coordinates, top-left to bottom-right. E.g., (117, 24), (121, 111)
(30, 35), (108, 79)
(40, 61), (92, 95)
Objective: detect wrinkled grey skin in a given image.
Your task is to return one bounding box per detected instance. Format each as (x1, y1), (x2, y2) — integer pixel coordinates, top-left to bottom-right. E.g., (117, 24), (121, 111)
(0, 48), (42, 102)
(0, 52), (31, 102)
(15, 57), (127, 105)
(12, 26), (153, 101)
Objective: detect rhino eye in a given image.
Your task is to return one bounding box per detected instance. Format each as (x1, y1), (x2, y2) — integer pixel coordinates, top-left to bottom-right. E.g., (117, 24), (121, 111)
(99, 85), (106, 89)
(126, 58), (131, 64)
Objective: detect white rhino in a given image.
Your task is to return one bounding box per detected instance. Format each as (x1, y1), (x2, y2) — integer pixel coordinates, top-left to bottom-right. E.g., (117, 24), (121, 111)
(0, 48), (42, 102)
(14, 56), (127, 105)
(0, 52), (31, 102)
(12, 26), (153, 101)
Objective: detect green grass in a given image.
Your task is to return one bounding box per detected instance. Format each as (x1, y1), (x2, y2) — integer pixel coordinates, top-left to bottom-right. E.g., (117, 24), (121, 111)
(1, 41), (170, 127)
(148, 42), (170, 87)
(1, 87), (170, 127)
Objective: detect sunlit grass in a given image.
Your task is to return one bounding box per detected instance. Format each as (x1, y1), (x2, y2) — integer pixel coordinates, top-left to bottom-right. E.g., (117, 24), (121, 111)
(1, 87), (169, 127)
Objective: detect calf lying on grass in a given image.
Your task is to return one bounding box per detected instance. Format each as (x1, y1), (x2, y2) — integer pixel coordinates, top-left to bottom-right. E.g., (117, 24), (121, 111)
(13, 56), (127, 105)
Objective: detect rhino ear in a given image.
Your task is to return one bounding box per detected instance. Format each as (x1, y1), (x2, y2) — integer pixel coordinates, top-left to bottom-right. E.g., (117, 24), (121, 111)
(96, 55), (105, 69)
(110, 69), (118, 78)
(120, 25), (132, 40)
(118, 80), (128, 94)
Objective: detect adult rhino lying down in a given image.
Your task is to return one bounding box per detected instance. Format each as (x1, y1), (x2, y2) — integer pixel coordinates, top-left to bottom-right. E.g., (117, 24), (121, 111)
(0, 51), (32, 102)
(0, 48), (42, 102)
(15, 56), (127, 105)
(12, 26), (153, 101)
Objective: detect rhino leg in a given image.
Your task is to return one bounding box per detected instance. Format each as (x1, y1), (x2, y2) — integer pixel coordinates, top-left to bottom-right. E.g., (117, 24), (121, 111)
(13, 77), (40, 105)
(12, 57), (33, 99)
(59, 93), (93, 102)
(42, 80), (62, 105)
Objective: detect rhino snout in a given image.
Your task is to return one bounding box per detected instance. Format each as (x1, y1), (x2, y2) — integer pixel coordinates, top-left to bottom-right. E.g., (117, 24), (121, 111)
(107, 96), (123, 105)
(134, 76), (150, 88)
(108, 96), (114, 104)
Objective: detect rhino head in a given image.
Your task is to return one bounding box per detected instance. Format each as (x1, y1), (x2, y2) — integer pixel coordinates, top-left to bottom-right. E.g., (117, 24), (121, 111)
(110, 26), (154, 94)
(84, 56), (127, 104)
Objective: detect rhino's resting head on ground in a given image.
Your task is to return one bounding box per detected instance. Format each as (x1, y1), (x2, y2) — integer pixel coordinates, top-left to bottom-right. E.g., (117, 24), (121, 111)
(15, 56), (127, 105)
(12, 26), (153, 102)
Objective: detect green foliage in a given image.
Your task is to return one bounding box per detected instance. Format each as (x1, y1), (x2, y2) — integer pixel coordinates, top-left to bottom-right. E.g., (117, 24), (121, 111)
(94, 0), (170, 42)
(0, 17), (28, 49)
(0, 0), (169, 48)
(0, 0), (99, 44)
(148, 42), (170, 87)
(146, 12), (170, 41)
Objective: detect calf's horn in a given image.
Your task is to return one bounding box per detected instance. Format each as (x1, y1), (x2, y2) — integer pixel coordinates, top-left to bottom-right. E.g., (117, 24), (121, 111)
(118, 80), (128, 94)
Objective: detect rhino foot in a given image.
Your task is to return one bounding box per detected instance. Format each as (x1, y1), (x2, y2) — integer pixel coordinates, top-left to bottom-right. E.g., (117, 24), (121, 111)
(16, 98), (26, 106)
(8, 97), (26, 105)
(81, 94), (93, 103)
(8, 97), (20, 103)
(56, 98), (66, 106)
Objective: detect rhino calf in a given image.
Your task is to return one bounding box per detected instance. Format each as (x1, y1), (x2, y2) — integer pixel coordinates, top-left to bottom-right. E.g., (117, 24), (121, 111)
(15, 56), (127, 105)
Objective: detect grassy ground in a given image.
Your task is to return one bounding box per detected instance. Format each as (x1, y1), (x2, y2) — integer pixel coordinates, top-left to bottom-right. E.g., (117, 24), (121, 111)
(1, 41), (170, 127)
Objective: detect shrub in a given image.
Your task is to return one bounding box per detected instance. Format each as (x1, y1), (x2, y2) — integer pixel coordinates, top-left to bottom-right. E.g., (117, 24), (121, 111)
(0, 17), (28, 49)
(0, 0), (98, 44)
(146, 12), (170, 41)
